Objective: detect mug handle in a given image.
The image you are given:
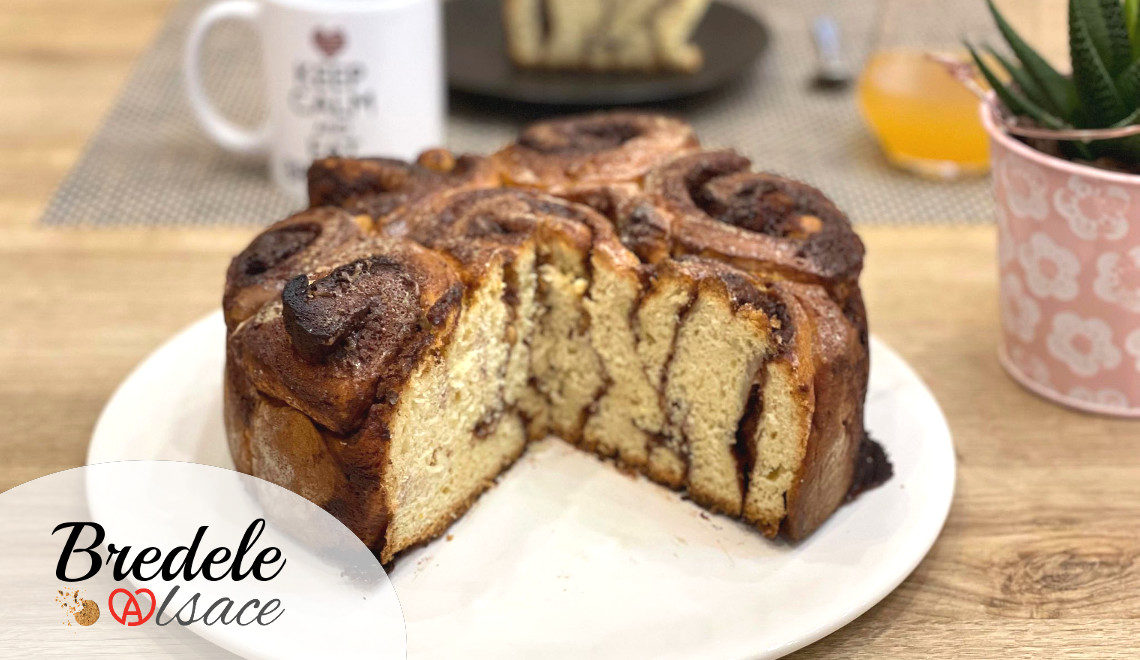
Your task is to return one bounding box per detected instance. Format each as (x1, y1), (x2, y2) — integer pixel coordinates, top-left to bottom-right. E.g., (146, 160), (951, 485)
(183, 0), (269, 155)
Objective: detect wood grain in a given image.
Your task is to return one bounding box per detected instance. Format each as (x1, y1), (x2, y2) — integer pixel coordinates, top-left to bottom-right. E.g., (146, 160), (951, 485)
(3, 0), (1137, 657)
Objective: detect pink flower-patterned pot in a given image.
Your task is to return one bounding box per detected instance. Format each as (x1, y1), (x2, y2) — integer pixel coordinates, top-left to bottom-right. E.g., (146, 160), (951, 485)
(980, 98), (1140, 419)
(982, 99), (1140, 417)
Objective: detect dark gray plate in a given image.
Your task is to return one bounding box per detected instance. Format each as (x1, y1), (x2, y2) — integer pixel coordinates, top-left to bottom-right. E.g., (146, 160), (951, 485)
(446, 0), (770, 106)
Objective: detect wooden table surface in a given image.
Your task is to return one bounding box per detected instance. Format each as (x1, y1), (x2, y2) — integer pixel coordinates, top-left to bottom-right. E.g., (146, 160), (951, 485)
(2, 0), (1137, 657)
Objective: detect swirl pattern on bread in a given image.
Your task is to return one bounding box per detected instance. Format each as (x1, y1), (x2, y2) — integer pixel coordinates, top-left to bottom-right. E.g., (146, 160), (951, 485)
(492, 112), (698, 192)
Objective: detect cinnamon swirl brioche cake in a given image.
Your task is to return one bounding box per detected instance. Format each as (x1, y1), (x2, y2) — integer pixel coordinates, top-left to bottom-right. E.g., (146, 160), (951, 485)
(502, 0), (712, 73)
(224, 112), (890, 562)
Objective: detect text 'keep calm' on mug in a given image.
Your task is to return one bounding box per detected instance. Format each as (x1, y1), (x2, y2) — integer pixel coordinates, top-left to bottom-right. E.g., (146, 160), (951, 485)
(184, 0), (444, 199)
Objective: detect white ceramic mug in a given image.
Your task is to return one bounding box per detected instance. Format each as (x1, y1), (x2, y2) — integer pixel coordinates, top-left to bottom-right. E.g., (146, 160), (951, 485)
(184, 0), (444, 199)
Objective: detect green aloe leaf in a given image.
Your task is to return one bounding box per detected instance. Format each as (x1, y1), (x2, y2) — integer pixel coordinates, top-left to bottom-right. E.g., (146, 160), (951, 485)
(986, 0), (1078, 116)
(1100, 0), (1134, 75)
(985, 45), (1062, 116)
(1116, 136), (1140, 162)
(1116, 56), (1140, 106)
(1071, 0), (1132, 76)
(1088, 133), (1140, 162)
(1071, 0), (1130, 123)
(967, 42), (1068, 129)
(1127, 0), (1140, 58)
(1074, 0), (1114, 71)
(1109, 105), (1140, 126)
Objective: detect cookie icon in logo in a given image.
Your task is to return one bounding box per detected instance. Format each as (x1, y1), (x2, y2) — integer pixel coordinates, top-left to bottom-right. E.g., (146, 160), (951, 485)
(55, 589), (100, 627)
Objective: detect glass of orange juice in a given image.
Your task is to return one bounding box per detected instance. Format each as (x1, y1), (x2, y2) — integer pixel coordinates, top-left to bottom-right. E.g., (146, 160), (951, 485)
(856, 0), (997, 179)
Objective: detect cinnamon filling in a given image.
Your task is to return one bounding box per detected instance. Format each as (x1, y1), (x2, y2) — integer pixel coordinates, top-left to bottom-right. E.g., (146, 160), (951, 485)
(282, 256), (420, 362)
(695, 174), (839, 241)
(732, 380), (764, 498)
(846, 434), (893, 500)
(236, 223), (320, 279)
(519, 120), (642, 154)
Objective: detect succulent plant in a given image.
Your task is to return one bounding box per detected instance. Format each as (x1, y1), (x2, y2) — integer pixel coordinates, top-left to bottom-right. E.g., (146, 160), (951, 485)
(968, 0), (1140, 165)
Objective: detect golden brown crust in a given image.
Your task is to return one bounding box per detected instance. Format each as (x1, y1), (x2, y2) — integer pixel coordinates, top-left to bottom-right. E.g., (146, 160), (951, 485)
(225, 380), (394, 550)
(781, 283), (868, 540)
(391, 187), (592, 249)
(559, 183), (676, 265)
(223, 345), (257, 474)
(307, 151), (498, 222)
(223, 207), (368, 330)
(642, 149), (865, 287)
(492, 112), (698, 192)
(388, 186), (640, 274)
(230, 238), (463, 434)
(656, 256), (795, 333)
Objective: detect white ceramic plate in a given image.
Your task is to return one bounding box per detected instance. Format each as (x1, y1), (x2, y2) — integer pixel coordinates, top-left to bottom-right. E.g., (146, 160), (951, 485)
(89, 311), (955, 659)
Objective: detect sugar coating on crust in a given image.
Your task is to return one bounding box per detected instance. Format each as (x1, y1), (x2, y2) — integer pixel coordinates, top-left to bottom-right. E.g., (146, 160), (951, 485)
(492, 112), (698, 192)
(643, 149), (865, 285)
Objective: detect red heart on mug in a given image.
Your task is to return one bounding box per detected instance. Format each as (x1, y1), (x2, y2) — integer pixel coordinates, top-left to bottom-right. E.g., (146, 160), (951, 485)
(313, 28), (346, 58)
(108, 587), (156, 626)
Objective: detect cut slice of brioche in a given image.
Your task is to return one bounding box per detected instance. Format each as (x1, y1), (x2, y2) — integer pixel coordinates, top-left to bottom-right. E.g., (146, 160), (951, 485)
(381, 256), (527, 562)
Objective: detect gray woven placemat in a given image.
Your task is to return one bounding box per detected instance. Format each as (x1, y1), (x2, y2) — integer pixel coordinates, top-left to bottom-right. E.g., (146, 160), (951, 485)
(40, 0), (1000, 227)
